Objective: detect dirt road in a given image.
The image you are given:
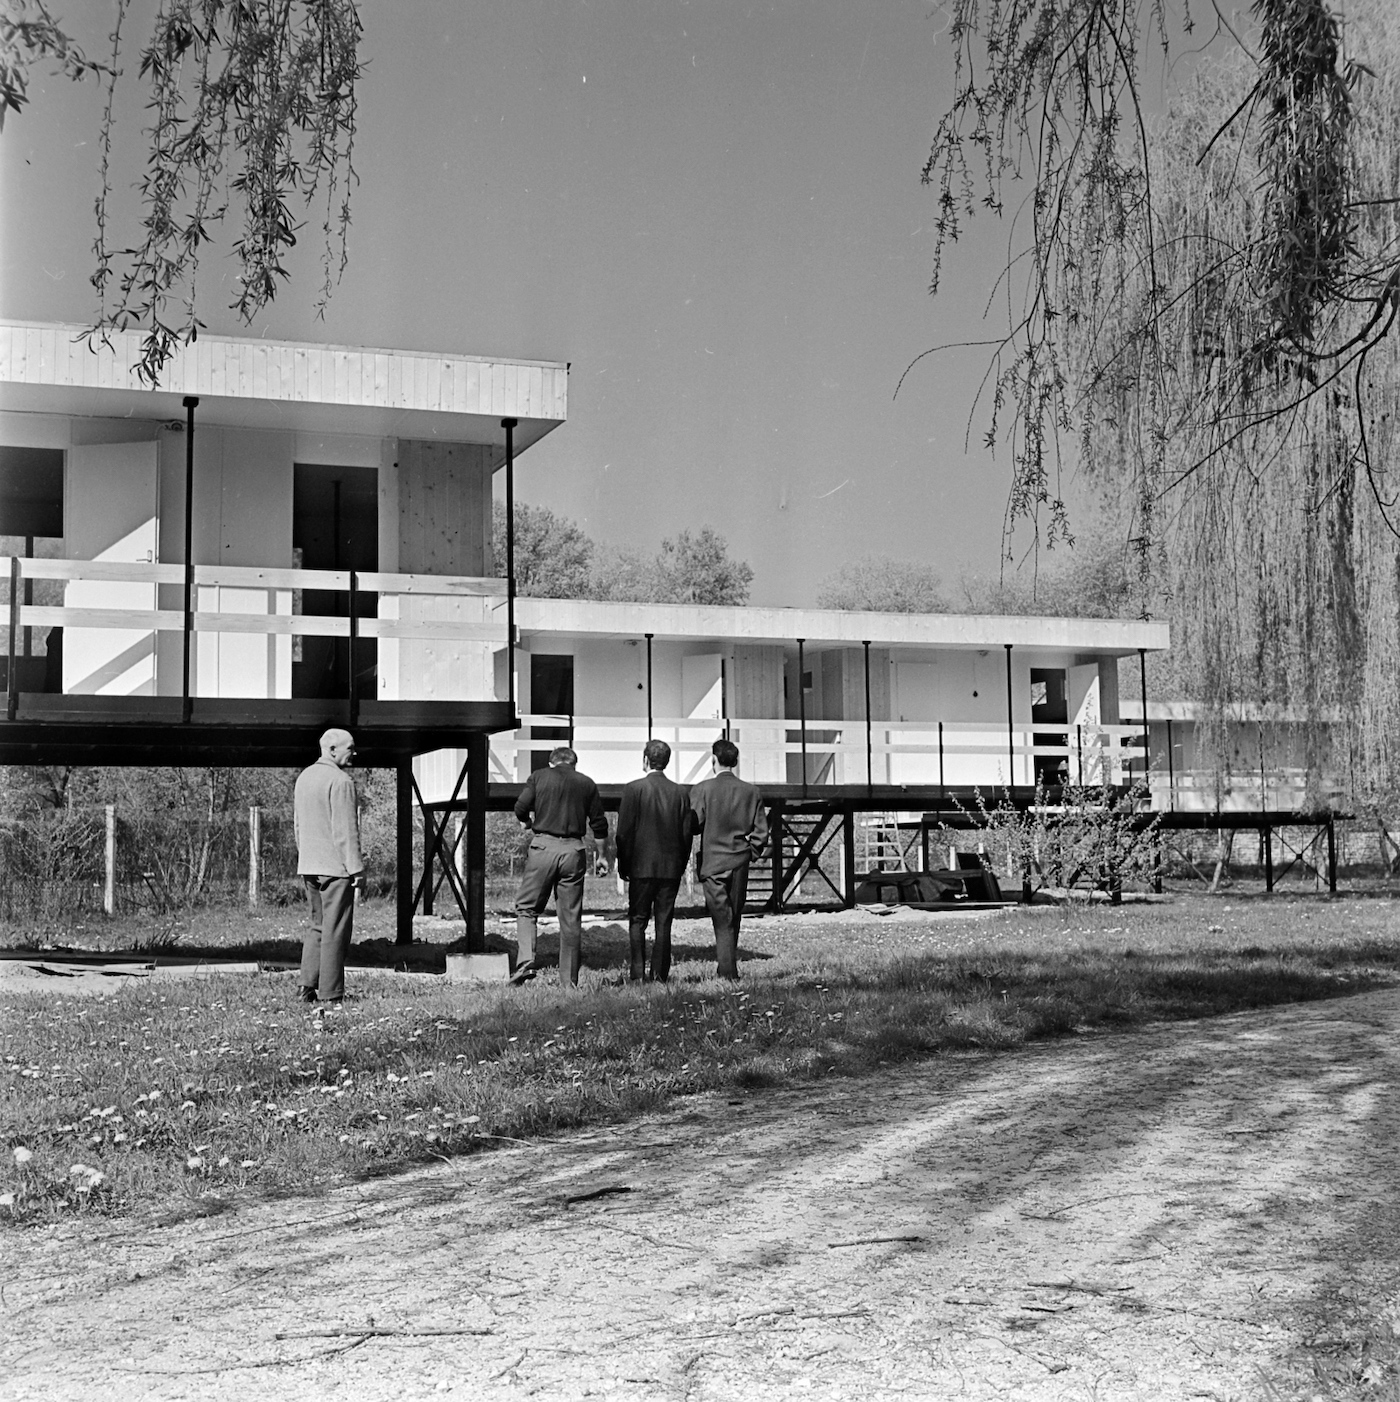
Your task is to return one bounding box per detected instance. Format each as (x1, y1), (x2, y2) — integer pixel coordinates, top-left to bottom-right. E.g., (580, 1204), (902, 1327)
(5, 987), (1398, 1401)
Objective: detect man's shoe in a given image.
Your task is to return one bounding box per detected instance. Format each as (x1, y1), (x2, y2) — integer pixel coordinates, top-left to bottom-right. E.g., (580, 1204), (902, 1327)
(299, 987), (318, 1004)
(510, 960), (538, 986)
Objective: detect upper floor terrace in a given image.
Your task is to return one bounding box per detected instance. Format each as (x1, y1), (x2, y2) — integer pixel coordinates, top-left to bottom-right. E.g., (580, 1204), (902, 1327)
(0, 320), (566, 766)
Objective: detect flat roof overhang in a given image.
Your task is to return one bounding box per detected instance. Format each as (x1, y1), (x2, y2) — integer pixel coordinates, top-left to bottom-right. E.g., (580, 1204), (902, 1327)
(515, 598), (1169, 656)
(0, 697), (518, 768)
(0, 321), (566, 450)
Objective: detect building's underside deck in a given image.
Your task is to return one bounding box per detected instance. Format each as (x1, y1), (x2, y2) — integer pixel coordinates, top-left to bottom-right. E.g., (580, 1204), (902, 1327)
(0, 695), (518, 767)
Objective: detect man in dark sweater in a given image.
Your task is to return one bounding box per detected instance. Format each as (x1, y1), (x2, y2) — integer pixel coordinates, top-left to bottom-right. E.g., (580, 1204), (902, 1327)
(616, 738), (693, 982)
(513, 745), (609, 985)
(689, 737), (768, 981)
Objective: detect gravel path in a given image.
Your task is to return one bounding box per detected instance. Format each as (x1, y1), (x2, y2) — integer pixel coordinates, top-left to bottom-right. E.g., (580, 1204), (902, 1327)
(5, 986), (1399, 1401)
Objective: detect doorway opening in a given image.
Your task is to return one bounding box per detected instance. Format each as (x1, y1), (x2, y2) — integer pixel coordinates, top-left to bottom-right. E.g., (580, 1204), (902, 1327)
(292, 464), (378, 701)
(1030, 667), (1068, 786)
(530, 654), (574, 771)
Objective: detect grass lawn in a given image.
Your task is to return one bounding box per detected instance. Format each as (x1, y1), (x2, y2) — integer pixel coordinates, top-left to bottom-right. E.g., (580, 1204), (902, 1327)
(4, 892), (1399, 1227)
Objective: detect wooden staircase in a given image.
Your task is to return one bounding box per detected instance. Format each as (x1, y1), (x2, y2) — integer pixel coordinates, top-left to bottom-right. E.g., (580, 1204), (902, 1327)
(746, 806), (846, 912)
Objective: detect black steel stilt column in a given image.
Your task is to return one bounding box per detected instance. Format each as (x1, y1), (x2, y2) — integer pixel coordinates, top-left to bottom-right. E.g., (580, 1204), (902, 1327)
(842, 807), (856, 906)
(396, 760), (413, 945)
(422, 805), (434, 917)
(1166, 718), (1175, 809)
(797, 638), (807, 797)
(1003, 643), (1014, 798)
(181, 396), (198, 722)
(503, 418), (517, 709)
(466, 734), (488, 952)
(7, 556), (19, 721)
(645, 632), (654, 740)
(1138, 648), (1150, 794)
(862, 639), (872, 796)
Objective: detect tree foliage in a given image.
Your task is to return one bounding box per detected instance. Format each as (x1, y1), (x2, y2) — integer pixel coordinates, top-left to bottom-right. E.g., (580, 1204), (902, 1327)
(2, 0), (364, 384)
(492, 504), (754, 607)
(919, 0), (1400, 805)
(817, 555), (948, 613)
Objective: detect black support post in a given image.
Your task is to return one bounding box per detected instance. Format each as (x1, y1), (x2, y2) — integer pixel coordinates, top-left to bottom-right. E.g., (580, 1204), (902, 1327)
(7, 555), (19, 721)
(1003, 643), (1015, 799)
(503, 418), (517, 709)
(1166, 718), (1175, 810)
(645, 632), (654, 740)
(842, 807), (855, 906)
(422, 806), (435, 917)
(770, 800), (784, 912)
(21, 536), (31, 657)
(1327, 816), (1337, 894)
(797, 638), (807, 797)
(1264, 825), (1274, 892)
(181, 396), (198, 722)
(347, 568), (358, 728)
(1138, 647), (1150, 793)
(396, 761), (414, 945)
(466, 734), (488, 953)
(862, 639), (872, 796)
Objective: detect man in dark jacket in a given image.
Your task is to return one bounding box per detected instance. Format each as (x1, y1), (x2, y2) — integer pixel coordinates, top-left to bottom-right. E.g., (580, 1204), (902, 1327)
(689, 737), (768, 981)
(616, 738), (693, 982)
(513, 746), (609, 985)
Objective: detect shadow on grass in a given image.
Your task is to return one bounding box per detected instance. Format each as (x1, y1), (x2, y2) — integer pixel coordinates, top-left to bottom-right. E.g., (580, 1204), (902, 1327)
(4, 932), (1400, 1226)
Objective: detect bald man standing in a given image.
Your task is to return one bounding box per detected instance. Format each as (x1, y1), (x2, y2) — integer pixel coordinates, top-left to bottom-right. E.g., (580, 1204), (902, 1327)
(294, 728), (365, 1006)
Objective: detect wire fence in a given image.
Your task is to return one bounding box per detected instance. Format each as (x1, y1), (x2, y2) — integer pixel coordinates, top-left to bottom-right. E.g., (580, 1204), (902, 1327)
(0, 807), (343, 918)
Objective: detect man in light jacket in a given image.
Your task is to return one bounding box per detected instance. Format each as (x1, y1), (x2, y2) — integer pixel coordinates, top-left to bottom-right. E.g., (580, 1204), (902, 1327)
(294, 728), (365, 1006)
(616, 738), (693, 982)
(689, 737), (768, 981)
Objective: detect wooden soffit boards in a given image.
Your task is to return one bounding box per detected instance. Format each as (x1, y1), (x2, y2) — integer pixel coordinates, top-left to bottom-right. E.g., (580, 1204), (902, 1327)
(0, 322), (566, 449)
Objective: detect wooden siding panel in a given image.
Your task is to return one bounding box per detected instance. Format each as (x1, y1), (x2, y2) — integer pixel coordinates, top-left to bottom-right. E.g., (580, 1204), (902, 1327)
(732, 645), (784, 719)
(396, 439), (493, 578)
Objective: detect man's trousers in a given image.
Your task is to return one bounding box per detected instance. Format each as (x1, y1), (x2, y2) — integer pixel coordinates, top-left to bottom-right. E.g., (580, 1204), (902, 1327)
(301, 875), (355, 1001)
(701, 862), (749, 980)
(515, 834), (588, 984)
(626, 876), (680, 982)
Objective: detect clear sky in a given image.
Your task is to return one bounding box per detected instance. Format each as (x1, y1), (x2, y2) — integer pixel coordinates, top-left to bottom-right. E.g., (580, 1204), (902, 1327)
(1, 0), (1026, 606)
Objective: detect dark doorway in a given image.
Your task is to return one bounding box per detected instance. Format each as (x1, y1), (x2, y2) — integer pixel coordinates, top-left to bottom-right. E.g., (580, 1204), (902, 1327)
(1029, 667), (1068, 786)
(292, 465), (378, 701)
(0, 445), (65, 692)
(530, 654), (574, 771)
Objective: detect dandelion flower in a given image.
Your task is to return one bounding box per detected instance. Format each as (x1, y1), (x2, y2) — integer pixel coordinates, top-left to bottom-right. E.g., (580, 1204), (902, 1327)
(0, 1193), (14, 1207)
(12, 1147), (32, 1166)
(186, 1155), (203, 1170)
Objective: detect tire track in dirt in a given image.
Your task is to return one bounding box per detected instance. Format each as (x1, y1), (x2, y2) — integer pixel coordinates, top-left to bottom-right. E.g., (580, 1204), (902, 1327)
(4, 988), (1399, 1401)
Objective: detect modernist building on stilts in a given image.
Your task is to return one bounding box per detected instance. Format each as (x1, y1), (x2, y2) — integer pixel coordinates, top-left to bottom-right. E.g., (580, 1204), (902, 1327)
(0, 320), (563, 946)
(22, 320), (1306, 926)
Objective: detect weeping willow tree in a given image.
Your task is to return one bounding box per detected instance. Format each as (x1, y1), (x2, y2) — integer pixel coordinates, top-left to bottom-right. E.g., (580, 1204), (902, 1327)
(919, 0), (1400, 810)
(1, 0), (364, 384)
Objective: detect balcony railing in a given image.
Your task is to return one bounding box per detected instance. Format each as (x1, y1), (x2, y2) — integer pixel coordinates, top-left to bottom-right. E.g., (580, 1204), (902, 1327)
(486, 713), (1148, 792)
(3, 556), (508, 707)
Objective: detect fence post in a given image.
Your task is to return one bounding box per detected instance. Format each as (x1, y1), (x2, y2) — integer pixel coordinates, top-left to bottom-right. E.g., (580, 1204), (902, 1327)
(103, 805), (116, 916)
(248, 805), (262, 907)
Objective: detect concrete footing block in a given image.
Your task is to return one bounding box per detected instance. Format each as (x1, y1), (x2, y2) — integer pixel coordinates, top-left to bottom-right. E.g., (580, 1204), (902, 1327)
(445, 953), (511, 983)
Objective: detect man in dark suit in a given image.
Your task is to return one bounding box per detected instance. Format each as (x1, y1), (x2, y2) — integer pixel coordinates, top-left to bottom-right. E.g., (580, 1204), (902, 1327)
(616, 738), (693, 982)
(514, 746), (609, 986)
(689, 737), (768, 981)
